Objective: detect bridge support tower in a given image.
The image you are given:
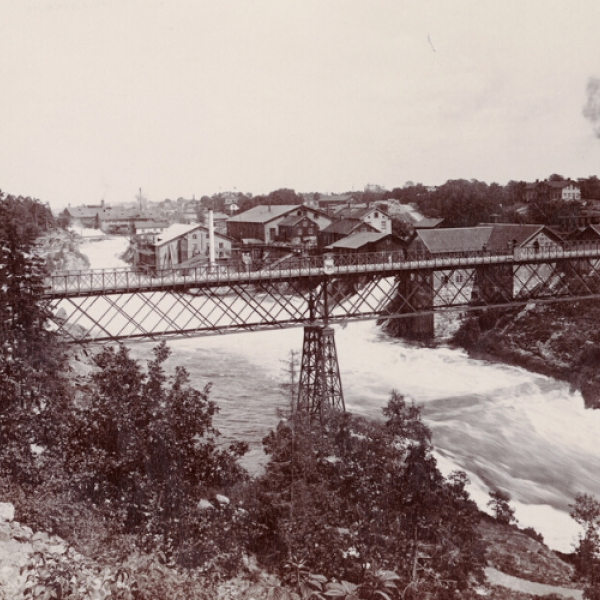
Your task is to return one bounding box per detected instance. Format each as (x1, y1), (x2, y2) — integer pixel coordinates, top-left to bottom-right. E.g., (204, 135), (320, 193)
(297, 324), (345, 419)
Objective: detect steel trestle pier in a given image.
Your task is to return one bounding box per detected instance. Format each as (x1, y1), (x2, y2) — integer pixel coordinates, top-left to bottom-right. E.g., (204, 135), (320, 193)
(297, 324), (345, 418)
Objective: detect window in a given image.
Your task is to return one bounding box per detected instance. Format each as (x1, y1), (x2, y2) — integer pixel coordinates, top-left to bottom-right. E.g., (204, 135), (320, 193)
(442, 275), (449, 284)
(192, 234), (197, 239)
(455, 273), (463, 283)
(219, 242), (224, 248)
(374, 211), (379, 218)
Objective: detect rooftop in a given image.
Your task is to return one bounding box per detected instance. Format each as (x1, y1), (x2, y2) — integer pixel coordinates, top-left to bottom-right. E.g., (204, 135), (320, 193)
(326, 231), (389, 250)
(414, 224), (563, 254)
(226, 204), (300, 224)
(320, 219), (377, 235)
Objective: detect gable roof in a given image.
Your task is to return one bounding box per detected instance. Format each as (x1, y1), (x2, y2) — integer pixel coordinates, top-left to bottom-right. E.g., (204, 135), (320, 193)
(414, 224), (563, 254)
(320, 219), (378, 235)
(547, 180), (579, 189)
(153, 223), (232, 247)
(335, 206), (389, 220)
(415, 228), (493, 254)
(414, 217), (445, 229)
(326, 231), (390, 250)
(66, 206), (102, 219)
(154, 223), (202, 246)
(226, 204), (300, 224)
(278, 214), (318, 227)
(484, 224), (562, 250)
(319, 194), (358, 203)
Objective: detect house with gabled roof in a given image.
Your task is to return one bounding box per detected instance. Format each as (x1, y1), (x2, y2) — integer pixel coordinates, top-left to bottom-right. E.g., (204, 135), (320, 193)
(525, 180), (582, 203)
(325, 232), (404, 254)
(402, 223), (565, 338)
(318, 219), (378, 248)
(277, 214), (320, 246)
(318, 194), (360, 214)
(407, 224), (564, 307)
(334, 205), (391, 233)
(136, 223), (233, 271)
(226, 205), (332, 244)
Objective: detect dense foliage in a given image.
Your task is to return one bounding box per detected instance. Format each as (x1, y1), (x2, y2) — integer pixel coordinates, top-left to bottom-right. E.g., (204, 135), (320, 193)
(247, 392), (485, 597)
(0, 192), (68, 487)
(63, 342), (248, 561)
(570, 493), (600, 600)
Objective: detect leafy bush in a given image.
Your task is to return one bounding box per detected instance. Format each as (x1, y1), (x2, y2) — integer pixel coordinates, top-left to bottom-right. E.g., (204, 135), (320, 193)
(60, 342), (248, 566)
(247, 391), (485, 596)
(19, 547), (213, 600)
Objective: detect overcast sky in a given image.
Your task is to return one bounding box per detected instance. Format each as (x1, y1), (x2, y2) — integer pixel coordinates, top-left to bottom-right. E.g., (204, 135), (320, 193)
(1, 0), (600, 209)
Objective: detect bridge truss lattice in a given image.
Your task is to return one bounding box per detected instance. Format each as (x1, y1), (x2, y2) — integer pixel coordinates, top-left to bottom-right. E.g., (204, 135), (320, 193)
(44, 245), (600, 415)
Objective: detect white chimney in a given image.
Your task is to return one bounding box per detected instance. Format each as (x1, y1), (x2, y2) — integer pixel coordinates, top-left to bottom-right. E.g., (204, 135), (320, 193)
(208, 209), (215, 265)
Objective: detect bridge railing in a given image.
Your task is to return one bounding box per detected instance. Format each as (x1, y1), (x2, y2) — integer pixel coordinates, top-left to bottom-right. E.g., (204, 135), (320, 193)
(45, 240), (600, 295)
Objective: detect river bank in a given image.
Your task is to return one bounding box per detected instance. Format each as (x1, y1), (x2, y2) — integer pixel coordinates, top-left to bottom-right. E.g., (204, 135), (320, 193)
(450, 301), (600, 409)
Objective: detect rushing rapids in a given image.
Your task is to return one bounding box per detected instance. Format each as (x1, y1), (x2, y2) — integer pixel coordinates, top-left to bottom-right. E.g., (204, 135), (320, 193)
(79, 235), (600, 553)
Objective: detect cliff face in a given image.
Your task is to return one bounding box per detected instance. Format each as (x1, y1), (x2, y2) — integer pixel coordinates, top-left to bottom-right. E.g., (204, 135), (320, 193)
(451, 301), (600, 408)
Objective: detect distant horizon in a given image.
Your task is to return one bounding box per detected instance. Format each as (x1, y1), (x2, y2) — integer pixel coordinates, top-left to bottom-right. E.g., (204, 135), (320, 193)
(13, 173), (596, 214)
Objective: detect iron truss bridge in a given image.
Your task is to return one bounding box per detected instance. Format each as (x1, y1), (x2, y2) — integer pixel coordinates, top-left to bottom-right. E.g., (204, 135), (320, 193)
(44, 242), (600, 344)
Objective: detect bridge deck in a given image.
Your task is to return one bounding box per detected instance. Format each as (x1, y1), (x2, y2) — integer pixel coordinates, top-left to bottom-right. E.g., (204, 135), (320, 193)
(44, 244), (600, 299)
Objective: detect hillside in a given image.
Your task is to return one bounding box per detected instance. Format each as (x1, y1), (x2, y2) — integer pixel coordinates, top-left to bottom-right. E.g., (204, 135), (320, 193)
(0, 502), (583, 599)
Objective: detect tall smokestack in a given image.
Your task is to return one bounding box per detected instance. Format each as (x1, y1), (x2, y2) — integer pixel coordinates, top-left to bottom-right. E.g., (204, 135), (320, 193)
(208, 208), (215, 265)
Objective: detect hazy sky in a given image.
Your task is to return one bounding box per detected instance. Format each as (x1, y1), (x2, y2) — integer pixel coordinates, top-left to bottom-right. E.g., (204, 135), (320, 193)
(1, 0), (600, 209)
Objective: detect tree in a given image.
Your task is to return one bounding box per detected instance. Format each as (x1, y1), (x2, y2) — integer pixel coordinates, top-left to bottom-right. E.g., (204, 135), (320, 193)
(570, 493), (600, 597)
(0, 192), (68, 486)
(56, 208), (71, 229)
(390, 216), (414, 243)
(579, 176), (600, 201)
(487, 489), (516, 525)
(427, 179), (497, 228)
(249, 391), (485, 593)
(65, 342), (248, 536)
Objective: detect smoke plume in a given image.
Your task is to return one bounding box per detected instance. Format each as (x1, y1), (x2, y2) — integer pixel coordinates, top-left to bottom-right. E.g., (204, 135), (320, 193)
(583, 77), (600, 138)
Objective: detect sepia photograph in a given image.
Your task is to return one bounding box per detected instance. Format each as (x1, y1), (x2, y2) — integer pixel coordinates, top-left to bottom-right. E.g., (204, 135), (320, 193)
(1, 1), (600, 598)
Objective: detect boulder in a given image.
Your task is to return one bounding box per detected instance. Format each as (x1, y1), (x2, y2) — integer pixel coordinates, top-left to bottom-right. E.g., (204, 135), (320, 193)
(197, 499), (213, 511)
(0, 503), (14, 523)
(215, 494), (230, 505)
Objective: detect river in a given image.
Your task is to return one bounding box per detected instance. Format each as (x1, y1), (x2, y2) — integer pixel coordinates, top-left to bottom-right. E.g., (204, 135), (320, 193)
(76, 235), (600, 553)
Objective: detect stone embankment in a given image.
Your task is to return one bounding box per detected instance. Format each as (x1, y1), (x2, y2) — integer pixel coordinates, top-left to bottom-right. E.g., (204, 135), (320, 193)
(451, 300), (600, 409)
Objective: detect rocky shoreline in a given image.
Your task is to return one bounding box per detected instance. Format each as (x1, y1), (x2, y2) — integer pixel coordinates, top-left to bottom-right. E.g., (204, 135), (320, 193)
(449, 300), (600, 409)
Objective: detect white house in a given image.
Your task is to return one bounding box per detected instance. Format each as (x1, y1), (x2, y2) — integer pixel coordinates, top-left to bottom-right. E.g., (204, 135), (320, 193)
(547, 181), (581, 201)
(138, 223), (233, 271)
(334, 206), (391, 233)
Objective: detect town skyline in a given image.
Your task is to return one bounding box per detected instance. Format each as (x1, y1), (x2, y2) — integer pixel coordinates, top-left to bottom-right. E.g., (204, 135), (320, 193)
(2, 1), (600, 210)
